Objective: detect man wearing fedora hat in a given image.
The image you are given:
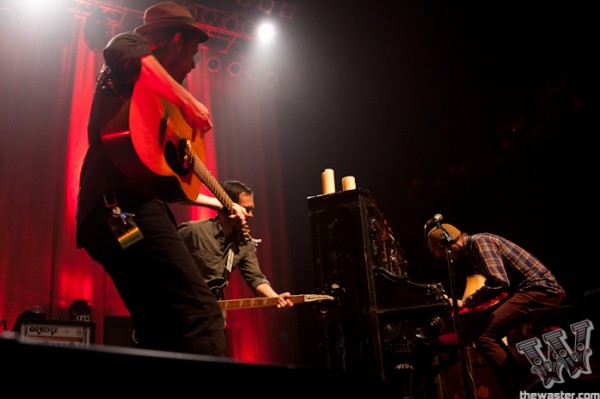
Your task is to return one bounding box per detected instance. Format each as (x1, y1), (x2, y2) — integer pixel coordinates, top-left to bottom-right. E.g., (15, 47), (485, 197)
(76, 2), (248, 357)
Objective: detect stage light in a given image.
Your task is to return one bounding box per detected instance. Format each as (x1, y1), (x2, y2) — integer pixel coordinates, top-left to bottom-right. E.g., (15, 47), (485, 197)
(258, 0), (275, 15)
(201, 8), (218, 25)
(227, 61), (243, 77)
(222, 16), (239, 32)
(257, 22), (275, 42)
(207, 57), (221, 72)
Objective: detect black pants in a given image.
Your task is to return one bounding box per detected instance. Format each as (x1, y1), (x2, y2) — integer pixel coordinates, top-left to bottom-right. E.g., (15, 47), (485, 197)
(473, 290), (562, 397)
(78, 195), (226, 357)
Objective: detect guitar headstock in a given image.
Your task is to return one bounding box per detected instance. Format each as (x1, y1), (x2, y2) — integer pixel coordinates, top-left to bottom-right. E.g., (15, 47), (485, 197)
(240, 221), (261, 247)
(304, 294), (335, 303)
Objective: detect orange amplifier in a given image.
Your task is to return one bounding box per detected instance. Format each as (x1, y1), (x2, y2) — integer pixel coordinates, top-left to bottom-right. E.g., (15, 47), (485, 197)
(18, 319), (95, 347)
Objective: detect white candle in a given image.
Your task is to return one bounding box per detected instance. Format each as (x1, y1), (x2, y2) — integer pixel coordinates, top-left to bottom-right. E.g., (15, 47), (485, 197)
(342, 176), (356, 191)
(321, 168), (335, 194)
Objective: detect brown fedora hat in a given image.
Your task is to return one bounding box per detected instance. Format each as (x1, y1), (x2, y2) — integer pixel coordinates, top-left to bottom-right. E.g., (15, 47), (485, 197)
(134, 1), (209, 42)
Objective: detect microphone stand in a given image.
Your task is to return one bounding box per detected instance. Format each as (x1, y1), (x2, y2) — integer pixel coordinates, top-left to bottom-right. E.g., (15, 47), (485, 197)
(440, 227), (472, 399)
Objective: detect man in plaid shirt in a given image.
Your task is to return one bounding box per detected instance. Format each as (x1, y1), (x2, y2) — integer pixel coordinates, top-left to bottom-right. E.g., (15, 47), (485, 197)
(427, 223), (565, 396)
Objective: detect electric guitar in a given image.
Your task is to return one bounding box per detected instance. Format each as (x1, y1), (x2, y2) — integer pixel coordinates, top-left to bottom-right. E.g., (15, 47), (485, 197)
(100, 82), (252, 243)
(457, 291), (509, 316)
(455, 274), (509, 317)
(218, 294), (335, 311)
(207, 277), (334, 310)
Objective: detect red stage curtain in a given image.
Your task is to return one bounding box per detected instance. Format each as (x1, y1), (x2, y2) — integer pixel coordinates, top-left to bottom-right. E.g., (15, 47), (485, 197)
(0, 10), (298, 366)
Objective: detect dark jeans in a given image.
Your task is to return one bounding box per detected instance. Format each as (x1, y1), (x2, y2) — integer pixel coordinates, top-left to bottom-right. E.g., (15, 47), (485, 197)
(78, 195), (226, 357)
(472, 290), (562, 397)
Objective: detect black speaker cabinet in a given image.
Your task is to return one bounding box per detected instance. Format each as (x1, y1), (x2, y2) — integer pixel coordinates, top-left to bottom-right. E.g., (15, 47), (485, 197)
(307, 189), (412, 381)
(104, 316), (138, 348)
(308, 189), (452, 397)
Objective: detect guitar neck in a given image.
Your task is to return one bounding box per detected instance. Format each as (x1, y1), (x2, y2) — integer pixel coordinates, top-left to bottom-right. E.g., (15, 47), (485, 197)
(218, 294), (334, 311)
(188, 147), (255, 246)
(218, 296), (301, 311)
(190, 151), (234, 212)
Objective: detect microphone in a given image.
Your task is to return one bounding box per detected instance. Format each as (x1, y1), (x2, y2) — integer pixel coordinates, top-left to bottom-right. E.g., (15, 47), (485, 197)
(425, 213), (443, 226)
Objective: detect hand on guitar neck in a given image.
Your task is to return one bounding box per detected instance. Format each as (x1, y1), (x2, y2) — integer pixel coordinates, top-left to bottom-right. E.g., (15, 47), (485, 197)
(226, 202), (260, 246)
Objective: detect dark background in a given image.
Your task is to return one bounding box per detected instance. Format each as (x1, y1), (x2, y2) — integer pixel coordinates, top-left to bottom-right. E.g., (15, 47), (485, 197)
(272, 0), (595, 297)
(266, 0), (596, 369)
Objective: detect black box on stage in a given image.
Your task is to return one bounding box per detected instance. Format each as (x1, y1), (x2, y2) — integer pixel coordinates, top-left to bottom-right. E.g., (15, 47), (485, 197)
(104, 316), (138, 348)
(18, 319), (95, 347)
(436, 346), (504, 399)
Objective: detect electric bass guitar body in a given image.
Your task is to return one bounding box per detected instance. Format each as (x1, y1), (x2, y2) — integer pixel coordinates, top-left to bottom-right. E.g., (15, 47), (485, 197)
(458, 292), (509, 314)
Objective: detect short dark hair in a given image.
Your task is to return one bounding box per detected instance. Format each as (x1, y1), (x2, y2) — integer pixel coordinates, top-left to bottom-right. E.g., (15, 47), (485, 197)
(222, 180), (253, 203)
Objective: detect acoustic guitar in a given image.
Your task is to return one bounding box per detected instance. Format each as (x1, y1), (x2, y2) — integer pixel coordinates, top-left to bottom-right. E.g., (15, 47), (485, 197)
(100, 82), (252, 243)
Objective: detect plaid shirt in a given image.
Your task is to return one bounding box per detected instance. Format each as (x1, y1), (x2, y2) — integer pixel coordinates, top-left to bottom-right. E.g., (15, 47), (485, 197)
(462, 233), (564, 308)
